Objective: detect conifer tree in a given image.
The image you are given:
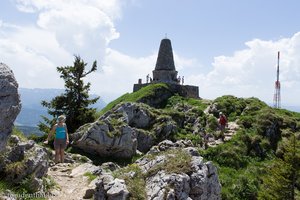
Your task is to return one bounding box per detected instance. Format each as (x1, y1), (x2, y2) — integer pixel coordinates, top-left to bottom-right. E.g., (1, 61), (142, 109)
(258, 134), (300, 200)
(39, 56), (99, 134)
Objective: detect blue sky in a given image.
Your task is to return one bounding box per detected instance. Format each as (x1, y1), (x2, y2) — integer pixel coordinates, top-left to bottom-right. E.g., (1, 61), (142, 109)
(1, 0), (300, 107)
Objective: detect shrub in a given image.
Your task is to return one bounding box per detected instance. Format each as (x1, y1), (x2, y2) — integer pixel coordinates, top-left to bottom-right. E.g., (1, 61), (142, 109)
(206, 115), (218, 132)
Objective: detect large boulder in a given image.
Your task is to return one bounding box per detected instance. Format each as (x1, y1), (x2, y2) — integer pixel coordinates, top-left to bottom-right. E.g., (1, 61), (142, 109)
(72, 103), (162, 158)
(72, 121), (138, 158)
(0, 63), (21, 151)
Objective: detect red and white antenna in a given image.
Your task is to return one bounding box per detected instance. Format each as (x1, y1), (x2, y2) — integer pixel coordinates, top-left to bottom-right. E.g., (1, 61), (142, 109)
(273, 51), (281, 108)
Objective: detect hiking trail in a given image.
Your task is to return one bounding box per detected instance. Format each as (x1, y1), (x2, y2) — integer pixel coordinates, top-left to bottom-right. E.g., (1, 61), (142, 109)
(207, 121), (239, 148)
(48, 162), (95, 200)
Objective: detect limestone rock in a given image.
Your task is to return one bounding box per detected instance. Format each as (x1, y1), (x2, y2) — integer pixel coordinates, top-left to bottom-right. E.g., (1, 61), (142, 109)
(72, 122), (137, 158)
(96, 140), (221, 200)
(139, 140), (221, 199)
(204, 102), (219, 116)
(94, 177), (129, 200)
(100, 162), (120, 172)
(106, 179), (129, 200)
(134, 129), (155, 153)
(69, 162), (101, 178)
(146, 171), (190, 200)
(72, 102), (176, 158)
(148, 139), (194, 155)
(64, 152), (93, 164)
(0, 136), (49, 192)
(0, 63), (21, 151)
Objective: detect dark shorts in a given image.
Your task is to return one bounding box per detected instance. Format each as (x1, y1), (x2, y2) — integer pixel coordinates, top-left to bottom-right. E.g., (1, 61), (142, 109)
(54, 138), (67, 150)
(219, 124), (226, 132)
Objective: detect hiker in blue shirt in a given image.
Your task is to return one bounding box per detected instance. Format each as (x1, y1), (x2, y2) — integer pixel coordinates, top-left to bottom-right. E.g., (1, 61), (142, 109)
(44, 115), (69, 163)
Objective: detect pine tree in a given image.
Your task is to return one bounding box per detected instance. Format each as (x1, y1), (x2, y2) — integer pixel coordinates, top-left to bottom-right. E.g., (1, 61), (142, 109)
(39, 56), (99, 133)
(258, 134), (300, 200)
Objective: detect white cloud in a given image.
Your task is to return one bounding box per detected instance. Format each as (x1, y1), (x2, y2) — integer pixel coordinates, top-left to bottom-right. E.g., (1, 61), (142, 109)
(14, 0), (121, 63)
(88, 48), (156, 102)
(0, 0), (124, 90)
(187, 33), (300, 106)
(0, 24), (69, 88)
(1, 0), (300, 108)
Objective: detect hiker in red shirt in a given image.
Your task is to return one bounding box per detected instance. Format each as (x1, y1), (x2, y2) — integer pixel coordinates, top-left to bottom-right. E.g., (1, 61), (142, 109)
(218, 112), (227, 141)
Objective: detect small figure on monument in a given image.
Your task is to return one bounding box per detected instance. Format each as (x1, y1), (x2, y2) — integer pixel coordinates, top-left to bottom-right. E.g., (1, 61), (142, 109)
(182, 76), (184, 85)
(146, 74), (149, 83)
(150, 77), (153, 83)
(178, 76), (181, 84)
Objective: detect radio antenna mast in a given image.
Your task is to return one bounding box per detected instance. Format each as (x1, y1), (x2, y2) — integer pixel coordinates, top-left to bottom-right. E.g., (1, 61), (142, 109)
(273, 51), (281, 108)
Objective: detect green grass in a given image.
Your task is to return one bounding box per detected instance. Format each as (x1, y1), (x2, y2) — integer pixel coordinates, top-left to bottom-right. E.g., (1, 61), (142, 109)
(5, 161), (26, 176)
(83, 172), (98, 182)
(0, 179), (13, 191)
(145, 149), (192, 177)
(165, 94), (208, 111)
(11, 127), (28, 142)
(175, 132), (202, 145)
(42, 176), (58, 192)
(0, 179), (48, 200)
(98, 83), (169, 116)
(113, 163), (147, 200)
(198, 95), (300, 199)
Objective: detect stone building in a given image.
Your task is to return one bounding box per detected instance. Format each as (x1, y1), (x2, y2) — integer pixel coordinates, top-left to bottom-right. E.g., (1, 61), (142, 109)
(133, 38), (199, 98)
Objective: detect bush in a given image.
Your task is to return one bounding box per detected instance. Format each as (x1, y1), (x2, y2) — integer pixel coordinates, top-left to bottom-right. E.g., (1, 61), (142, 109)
(213, 95), (247, 121)
(206, 115), (218, 132)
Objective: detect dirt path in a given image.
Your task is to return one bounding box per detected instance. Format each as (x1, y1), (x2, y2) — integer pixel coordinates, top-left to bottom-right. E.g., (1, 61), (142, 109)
(48, 163), (93, 200)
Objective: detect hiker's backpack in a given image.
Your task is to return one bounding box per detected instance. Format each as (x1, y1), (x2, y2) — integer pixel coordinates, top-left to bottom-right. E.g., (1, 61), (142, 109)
(219, 115), (227, 125)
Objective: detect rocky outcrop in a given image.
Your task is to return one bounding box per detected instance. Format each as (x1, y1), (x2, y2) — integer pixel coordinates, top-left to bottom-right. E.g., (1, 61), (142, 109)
(94, 140), (221, 200)
(72, 121), (138, 158)
(0, 63), (21, 151)
(0, 135), (49, 192)
(72, 103), (178, 158)
(141, 140), (221, 200)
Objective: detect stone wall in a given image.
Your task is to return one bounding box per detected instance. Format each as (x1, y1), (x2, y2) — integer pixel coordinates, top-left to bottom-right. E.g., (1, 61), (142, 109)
(133, 83), (150, 92)
(152, 69), (178, 83)
(133, 83), (199, 99)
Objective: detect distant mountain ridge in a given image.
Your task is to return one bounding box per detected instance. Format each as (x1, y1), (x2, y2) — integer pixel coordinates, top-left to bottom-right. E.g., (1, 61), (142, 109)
(15, 88), (106, 128)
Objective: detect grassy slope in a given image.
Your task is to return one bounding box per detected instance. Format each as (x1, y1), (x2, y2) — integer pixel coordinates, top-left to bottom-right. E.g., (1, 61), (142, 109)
(97, 83), (170, 117)
(200, 95), (300, 199)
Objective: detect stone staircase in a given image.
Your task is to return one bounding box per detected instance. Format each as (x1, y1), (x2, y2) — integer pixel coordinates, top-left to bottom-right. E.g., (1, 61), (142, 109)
(207, 121), (239, 148)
